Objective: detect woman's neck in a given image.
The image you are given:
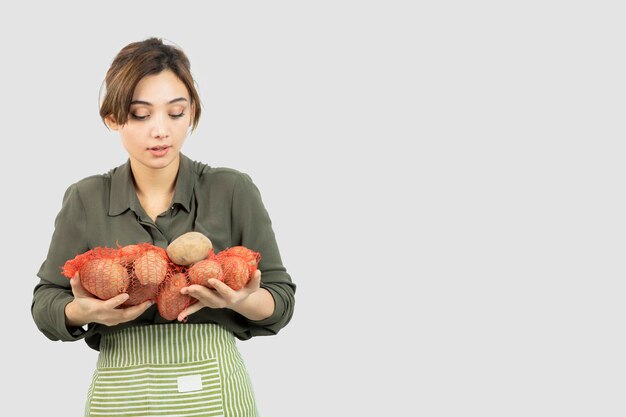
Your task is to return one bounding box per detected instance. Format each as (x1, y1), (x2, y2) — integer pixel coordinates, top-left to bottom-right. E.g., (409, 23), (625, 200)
(129, 156), (180, 200)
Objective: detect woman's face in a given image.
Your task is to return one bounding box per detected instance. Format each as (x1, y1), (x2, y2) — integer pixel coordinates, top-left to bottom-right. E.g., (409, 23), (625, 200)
(106, 69), (194, 172)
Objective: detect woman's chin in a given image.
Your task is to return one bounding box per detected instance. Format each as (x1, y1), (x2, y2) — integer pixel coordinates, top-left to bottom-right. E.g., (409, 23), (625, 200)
(131, 151), (180, 171)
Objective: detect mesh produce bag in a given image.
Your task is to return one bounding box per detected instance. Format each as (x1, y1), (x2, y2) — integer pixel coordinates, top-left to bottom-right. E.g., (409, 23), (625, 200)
(215, 246), (261, 290)
(62, 237), (261, 321)
(156, 265), (194, 320)
(63, 243), (172, 307)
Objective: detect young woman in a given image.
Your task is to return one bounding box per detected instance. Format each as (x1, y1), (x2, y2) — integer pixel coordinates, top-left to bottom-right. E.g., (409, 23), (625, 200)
(31, 37), (296, 417)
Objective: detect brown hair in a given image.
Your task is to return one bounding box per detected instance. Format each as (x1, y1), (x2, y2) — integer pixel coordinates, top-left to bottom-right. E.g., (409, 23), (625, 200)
(99, 37), (201, 131)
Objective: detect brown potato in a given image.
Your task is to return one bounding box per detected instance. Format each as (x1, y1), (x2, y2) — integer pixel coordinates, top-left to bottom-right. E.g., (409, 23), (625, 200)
(220, 256), (251, 291)
(80, 258), (130, 300)
(133, 250), (168, 286)
(188, 259), (224, 286)
(166, 232), (213, 266)
(216, 246), (261, 273)
(118, 244), (142, 267)
(122, 277), (158, 307)
(157, 273), (193, 320)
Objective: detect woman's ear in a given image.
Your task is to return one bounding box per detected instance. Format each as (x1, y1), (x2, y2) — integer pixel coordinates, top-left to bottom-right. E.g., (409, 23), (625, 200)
(104, 115), (120, 131)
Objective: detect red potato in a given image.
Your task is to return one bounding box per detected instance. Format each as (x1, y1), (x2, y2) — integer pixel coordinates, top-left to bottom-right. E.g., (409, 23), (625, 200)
(133, 249), (168, 286)
(166, 232), (213, 266)
(79, 258), (130, 300)
(157, 273), (194, 321)
(188, 259), (224, 286)
(219, 256), (252, 291)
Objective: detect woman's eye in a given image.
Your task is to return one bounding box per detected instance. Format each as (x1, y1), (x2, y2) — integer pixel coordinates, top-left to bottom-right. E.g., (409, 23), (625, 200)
(130, 113), (148, 120)
(130, 113), (185, 121)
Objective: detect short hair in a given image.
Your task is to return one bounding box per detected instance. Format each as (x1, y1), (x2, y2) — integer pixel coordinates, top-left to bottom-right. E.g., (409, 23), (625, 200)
(99, 37), (201, 131)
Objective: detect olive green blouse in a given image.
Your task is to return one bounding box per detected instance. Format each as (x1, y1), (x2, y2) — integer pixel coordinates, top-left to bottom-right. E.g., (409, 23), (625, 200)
(32, 153), (296, 351)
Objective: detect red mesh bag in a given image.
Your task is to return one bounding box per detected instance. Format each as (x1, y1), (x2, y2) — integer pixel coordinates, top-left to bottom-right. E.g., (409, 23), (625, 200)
(62, 236), (262, 320)
(156, 267), (195, 320)
(219, 256), (251, 290)
(215, 246), (261, 272)
(62, 243), (169, 306)
(188, 258), (224, 286)
(75, 254), (130, 300)
(215, 246), (261, 290)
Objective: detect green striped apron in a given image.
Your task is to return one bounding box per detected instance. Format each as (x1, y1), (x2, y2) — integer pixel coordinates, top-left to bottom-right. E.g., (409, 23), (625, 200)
(84, 323), (258, 417)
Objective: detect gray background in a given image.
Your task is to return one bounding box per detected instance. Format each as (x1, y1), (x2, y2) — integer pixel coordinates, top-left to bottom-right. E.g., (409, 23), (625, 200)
(1, 1), (624, 416)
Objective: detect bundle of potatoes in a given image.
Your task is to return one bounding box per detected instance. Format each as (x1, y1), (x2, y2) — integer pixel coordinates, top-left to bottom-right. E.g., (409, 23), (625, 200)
(62, 232), (261, 320)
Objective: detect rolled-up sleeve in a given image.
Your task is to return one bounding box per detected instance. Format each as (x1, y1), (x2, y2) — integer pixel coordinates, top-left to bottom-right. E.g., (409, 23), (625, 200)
(32, 183), (94, 341)
(231, 173), (296, 336)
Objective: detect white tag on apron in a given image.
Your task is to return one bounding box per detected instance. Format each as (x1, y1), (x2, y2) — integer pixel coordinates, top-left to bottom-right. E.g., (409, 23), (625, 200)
(177, 374), (203, 392)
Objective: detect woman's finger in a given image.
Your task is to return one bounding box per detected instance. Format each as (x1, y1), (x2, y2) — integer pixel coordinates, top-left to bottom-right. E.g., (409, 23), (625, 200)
(177, 301), (204, 322)
(70, 273), (91, 298)
(208, 279), (235, 299)
(244, 270), (262, 291)
(120, 300), (153, 320)
(104, 292), (130, 309)
(182, 284), (219, 301)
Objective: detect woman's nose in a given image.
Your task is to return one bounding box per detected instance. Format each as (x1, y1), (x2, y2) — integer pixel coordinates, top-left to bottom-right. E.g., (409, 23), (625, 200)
(151, 114), (169, 139)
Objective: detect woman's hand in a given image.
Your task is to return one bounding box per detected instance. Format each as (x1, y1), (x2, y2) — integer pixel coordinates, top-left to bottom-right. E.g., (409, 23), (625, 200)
(178, 270), (275, 322)
(65, 273), (153, 328)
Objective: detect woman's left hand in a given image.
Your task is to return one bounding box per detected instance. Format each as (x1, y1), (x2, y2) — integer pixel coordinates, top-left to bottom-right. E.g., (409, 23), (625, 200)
(177, 270), (262, 321)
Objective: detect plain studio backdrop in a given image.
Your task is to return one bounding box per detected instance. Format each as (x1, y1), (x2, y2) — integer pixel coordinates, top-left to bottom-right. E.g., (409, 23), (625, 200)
(1, 1), (624, 416)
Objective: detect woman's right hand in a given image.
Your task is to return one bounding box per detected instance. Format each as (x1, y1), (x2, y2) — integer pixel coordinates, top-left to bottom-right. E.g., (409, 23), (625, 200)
(65, 273), (153, 328)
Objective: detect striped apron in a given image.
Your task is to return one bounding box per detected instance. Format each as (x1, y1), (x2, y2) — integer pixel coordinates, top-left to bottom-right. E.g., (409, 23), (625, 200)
(84, 323), (258, 417)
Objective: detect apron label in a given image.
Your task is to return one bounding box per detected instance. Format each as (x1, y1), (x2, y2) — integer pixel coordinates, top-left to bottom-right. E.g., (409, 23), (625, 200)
(177, 374), (203, 393)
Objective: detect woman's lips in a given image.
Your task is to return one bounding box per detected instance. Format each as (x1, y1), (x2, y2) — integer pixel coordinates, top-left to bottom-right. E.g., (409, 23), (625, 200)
(148, 145), (170, 157)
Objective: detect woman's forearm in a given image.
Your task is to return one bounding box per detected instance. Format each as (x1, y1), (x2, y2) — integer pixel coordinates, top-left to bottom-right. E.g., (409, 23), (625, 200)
(232, 287), (275, 321)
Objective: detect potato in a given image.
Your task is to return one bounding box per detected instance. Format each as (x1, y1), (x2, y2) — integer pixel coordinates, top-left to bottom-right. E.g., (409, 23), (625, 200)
(188, 259), (224, 286)
(118, 244), (142, 267)
(157, 272), (194, 320)
(166, 232), (213, 266)
(220, 256), (251, 290)
(217, 246), (261, 270)
(80, 258), (130, 300)
(122, 277), (158, 307)
(133, 249), (168, 286)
